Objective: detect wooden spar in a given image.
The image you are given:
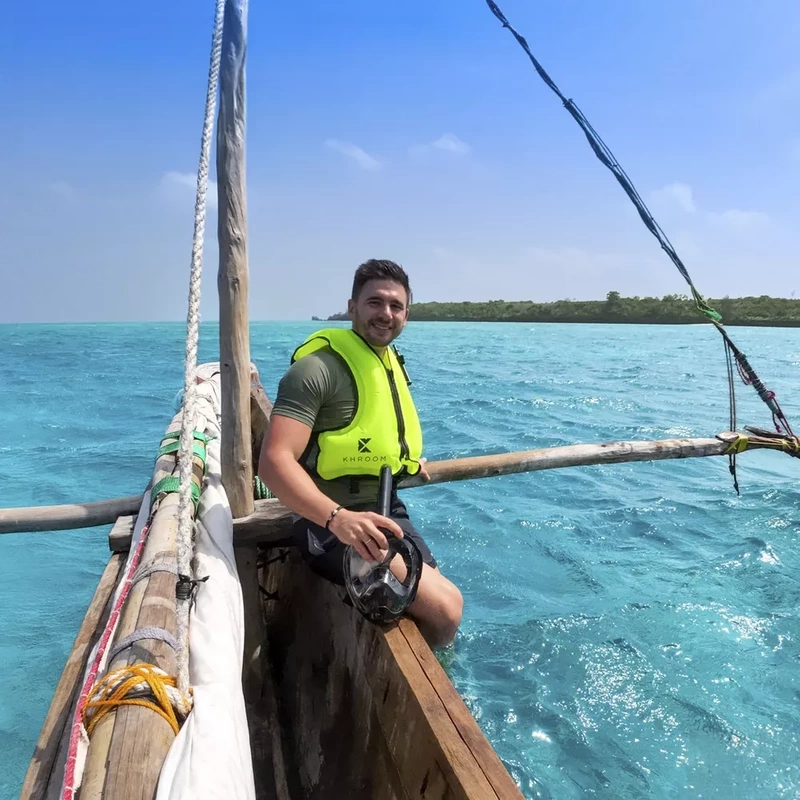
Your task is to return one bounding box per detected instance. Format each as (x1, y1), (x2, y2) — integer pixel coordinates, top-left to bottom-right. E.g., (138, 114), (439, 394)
(0, 495), (142, 534)
(400, 430), (752, 488)
(19, 554), (124, 800)
(102, 428), (787, 551)
(217, 0), (253, 520)
(2, 430), (795, 536)
(78, 413), (205, 800)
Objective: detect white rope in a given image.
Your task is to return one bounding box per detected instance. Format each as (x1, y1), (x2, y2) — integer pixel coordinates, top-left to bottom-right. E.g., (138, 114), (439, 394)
(175, 0), (226, 699)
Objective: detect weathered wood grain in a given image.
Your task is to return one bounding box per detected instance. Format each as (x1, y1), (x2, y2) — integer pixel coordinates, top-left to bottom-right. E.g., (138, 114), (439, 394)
(80, 414), (204, 799)
(0, 496), (142, 534)
(217, 0), (253, 521)
(260, 549), (525, 798)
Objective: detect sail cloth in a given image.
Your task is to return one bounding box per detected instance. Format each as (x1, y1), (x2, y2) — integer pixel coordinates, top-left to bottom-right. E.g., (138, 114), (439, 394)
(156, 363), (256, 800)
(60, 365), (255, 799)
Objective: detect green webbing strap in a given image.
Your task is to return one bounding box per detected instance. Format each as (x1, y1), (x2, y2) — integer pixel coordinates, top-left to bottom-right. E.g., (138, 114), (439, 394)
(689, 286), (723, 324)
(150, 476), (201, 509)
(161, 430), (214, 444)
(157, 441), (208, 460)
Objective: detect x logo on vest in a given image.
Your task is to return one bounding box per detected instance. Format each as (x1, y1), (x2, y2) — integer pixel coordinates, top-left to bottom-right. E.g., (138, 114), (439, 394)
(358, 438), (371, 453)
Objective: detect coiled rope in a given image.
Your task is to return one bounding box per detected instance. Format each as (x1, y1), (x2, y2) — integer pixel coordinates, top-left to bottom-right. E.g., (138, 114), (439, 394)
(82, 664), (192, 736)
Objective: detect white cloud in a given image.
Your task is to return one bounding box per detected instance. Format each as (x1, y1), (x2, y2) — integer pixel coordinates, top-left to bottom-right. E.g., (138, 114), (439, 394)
(430, 133), (471, 156)
(47, 181), (77, 203)
(707, 208), (771, 230)
(324, 139), (382, 171)
(650, 181), (770, 232)
(410, 133), (472, 159)
(159, 171), (218, 209)
(650, 182), (696, 213)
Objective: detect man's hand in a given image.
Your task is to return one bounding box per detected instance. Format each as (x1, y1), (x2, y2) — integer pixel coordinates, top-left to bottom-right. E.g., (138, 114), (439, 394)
(329, 509), (404, 563)
(418, 457), (431, 482)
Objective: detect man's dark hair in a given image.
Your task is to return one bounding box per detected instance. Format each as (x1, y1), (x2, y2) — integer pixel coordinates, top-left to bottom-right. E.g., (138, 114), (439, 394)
(351, 259), (412, 305)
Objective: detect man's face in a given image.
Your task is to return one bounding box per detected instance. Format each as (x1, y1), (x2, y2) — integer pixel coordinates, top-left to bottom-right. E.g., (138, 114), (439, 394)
(348, 279), (410, 348)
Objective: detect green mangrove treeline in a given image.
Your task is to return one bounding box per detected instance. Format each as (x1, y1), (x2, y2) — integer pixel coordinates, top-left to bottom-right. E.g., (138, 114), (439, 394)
(328, 293), (800, 326)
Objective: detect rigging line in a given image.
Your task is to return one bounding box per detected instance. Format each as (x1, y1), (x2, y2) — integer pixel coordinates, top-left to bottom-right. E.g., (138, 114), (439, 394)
(483, 0), (796, 440)
(175, 0), (227, 700)
(483, 0), (715, 320)
(724, 341), (740, 494)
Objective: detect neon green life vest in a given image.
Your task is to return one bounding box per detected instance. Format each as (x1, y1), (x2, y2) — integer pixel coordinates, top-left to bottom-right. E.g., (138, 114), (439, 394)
(291, 328), (423, 480)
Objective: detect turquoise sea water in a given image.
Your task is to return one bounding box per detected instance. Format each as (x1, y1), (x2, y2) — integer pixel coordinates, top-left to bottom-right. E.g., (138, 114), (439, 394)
(2, 321), (799, 799)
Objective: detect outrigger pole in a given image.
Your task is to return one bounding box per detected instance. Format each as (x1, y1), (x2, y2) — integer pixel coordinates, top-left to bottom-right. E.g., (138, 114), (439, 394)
(3, 431), (798, 536)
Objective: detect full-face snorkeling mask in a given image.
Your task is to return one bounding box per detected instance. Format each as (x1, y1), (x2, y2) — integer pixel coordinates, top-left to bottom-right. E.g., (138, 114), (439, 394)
(343, 466), (422, 623)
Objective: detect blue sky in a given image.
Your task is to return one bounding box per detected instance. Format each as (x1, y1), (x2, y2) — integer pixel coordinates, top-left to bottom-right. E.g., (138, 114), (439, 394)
(1, 0), (799, 322)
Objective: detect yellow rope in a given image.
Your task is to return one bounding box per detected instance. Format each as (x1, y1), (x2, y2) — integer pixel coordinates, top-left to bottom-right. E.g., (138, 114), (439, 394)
(781, 436), (800, 455)
(83, 664), (191, 736)
(726, 433), (800, 457)
(725, 434), (750, 454)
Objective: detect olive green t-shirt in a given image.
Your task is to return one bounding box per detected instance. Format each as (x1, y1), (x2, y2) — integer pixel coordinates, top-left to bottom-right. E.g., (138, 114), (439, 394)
(271, 347), (381, 507)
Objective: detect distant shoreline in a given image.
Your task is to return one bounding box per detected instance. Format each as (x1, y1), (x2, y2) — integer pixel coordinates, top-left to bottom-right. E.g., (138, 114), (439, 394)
(323, 294), (800, 328)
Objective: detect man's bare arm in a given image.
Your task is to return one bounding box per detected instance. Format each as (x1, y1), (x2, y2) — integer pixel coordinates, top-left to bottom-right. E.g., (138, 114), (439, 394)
(258, 415), (404, 562)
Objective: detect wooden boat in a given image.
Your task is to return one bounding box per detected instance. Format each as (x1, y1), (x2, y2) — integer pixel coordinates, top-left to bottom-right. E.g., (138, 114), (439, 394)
(18, 370), (526, 800)
(8, 2), (800, 798)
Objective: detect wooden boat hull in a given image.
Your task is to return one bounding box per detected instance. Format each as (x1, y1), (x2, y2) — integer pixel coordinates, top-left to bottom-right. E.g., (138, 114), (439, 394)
(23, 546), (523, 800)
(249, 546), (523, 799)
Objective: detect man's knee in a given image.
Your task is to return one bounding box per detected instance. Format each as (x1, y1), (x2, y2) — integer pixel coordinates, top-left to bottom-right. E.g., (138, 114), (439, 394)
(437, 580), (463, 632)
(414, 571), (463, 647)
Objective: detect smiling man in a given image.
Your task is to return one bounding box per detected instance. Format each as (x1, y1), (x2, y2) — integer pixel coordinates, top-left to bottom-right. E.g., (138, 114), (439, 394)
(259, 259), (463, 649)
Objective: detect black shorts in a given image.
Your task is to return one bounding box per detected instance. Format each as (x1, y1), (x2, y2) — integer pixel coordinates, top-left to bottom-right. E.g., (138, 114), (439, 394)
(292, 493), (437, 586)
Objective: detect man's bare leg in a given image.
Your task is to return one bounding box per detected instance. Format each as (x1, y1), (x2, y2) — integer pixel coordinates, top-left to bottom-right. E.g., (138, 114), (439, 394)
(390, 557), (463, 649)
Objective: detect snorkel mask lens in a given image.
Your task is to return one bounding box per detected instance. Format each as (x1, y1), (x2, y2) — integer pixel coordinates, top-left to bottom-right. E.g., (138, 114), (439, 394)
(343, 535), (422, 623)
(343, 464), (422, 623)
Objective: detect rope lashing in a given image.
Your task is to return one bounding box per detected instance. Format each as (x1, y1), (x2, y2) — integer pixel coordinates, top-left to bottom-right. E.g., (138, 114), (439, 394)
(61, 520), (154, 800)
(724, 434), (750, 455)
(727, 430), (800, 457)
(82, 664), (192, 736)
(106, 627), (180, 665)
(150, 477), (202, 511)
(131, 558), (179, 588)
(158, 430), (214, 446)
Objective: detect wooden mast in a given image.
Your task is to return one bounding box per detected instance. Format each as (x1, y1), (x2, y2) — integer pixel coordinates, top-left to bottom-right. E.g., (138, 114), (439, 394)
(217, 0), (253, 521)
(214, 2), (269, 783)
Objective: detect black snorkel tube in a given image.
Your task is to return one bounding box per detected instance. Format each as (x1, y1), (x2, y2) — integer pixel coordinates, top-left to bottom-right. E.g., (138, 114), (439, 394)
(377, 463), (393, 518)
